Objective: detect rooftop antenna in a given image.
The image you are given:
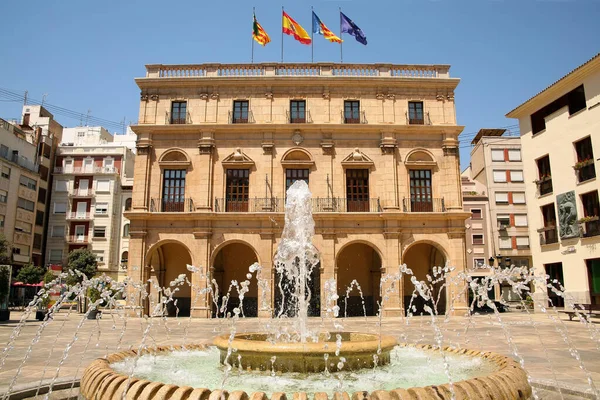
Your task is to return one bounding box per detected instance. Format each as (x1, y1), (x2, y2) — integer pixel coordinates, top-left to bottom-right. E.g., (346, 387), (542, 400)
(41, 93), (48, 107)
(23, 90), (28, 106)
(85, 109), (91, 126)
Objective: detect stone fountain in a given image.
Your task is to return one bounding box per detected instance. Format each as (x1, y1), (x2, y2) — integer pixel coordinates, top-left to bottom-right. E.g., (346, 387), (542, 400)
(79, 181), (533, 399)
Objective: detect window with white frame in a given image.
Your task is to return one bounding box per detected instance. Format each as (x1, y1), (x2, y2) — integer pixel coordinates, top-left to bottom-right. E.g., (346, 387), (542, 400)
(93, 250), (104, 263)
(0, 189), (7, 203)
(499, 237), (512, 249)
(495, 192), (509, 204)
(95, 202), (108, 214)
(96, 180), (110, 192)
(473, 258), (486, 269)
(491, 149), (504, 161)
(493, 170), (507, 182)
(515, 214), (528, 227)
(55, 180), (68, 192)
(104, 157), (114, 168)
(52, 225), (65, 237)
(512, 192), (526, 204)
(472, 234), (484, 245)
(516, 237), (530, 248)
(49, 249), (63, 262)
(509, 170), (524, 182)
(508, 149), (521, 161)
(497, 214), (510, 227)
(471, 209), (482, 219)
(93, 226), (106, 238)
(54, 202), (67, 214)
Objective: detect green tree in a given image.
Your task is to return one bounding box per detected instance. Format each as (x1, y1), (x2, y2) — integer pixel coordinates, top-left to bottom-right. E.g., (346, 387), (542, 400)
(0, 234), (10, 265)
(65, 248), (98, 286)
(15, 264), (46, 284)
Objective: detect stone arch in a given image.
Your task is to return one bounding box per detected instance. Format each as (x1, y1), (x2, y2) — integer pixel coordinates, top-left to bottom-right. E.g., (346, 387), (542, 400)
(145, 239), (193, 317)
(124, 198), (132, 211)
(405, 148), (436, 164)
(211, 240), (260, 318)
(402, 240), (449, 316)
(281, 148), (315, 168)
(159, 148), (191, 164)
(335, 241), (383, 317)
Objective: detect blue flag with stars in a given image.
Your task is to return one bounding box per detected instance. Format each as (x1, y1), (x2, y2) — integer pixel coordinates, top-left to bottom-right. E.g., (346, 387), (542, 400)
(340, 12), (367, 45)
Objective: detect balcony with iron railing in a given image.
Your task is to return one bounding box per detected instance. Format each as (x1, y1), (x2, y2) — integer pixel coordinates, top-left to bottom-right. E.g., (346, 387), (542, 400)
(579, 217), (600, 238)
(341, 110), (367, 124)
(213, 197), (382, 213)
(165, 111), (192, 125)
(68, 188), (95, 198)
(228, 110), (255, 124)
(66, 235), (90, 244)
(65, 211), (92, 220)
(54, 166), (119, 175)
(535, 176), (553, 197)
(0, 146), (39, 173)
(537, 225), (559, 245)
(402, 198), (445, 212)
(286, 110), (312, 124)
(150, 198), (195, 212)
(405, 111), (432, 125)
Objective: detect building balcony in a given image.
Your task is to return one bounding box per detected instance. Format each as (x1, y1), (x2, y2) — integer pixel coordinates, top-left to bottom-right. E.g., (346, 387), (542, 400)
(228, 110), (255, 124)
(405, 112), (432, 125)
(213, 197), (382, 213)
(54, 166), (119, 175)
(286, 110), (312, 124)
(402, 198), (446, 213)
(150, 198), (195, 212)
(166, 111), (191, 125)
(66, 211), (92, 220)
(68, 188), (95, 198)
(12, 254), (30, 264)
(342, 110), (367, 124)
(66, 235), (89, 244)
(312, 197), (381, 213)
(537, 226), (558, 245)
(580, 217), (600, 238)
(535, 176), (553, 197)
(575, 161), (596, 183)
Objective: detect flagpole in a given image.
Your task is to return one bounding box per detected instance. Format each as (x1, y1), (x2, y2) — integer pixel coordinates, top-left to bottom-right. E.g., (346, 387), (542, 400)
(251, 8), (255, 64)
(339, 7), (343, 63)
(311, 6), (314, 63)
(281, 6), (284, 63)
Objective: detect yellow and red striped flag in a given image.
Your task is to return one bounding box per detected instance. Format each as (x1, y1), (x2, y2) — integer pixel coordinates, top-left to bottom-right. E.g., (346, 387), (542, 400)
(253, 13), (270, 46)
(282, 11), (311, 45)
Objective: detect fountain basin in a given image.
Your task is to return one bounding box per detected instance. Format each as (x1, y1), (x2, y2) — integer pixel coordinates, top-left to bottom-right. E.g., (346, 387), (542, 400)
(213, 332), (398, 372)
(81, 343), (532, 400)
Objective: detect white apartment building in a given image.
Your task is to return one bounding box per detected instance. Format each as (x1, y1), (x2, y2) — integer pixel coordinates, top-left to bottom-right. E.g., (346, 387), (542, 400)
(45, 126), (135, 281)
(507, 53), (600, 306)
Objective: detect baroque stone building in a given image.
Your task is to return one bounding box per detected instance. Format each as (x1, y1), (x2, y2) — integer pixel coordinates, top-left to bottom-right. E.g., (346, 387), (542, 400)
(127, 63), (468, 318)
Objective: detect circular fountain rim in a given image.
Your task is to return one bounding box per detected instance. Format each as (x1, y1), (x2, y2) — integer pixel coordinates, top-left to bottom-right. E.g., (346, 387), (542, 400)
(80, 343), (532, 400)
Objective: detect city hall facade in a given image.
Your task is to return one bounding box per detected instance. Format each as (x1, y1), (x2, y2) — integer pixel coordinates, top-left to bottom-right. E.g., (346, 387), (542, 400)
(127, 63), (469, 317)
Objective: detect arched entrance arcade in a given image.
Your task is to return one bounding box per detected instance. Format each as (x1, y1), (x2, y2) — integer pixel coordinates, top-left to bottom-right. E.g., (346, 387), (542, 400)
(336, 242), (382, 317)
(402, 242), (447, 315)
(211, 242), (259, 317)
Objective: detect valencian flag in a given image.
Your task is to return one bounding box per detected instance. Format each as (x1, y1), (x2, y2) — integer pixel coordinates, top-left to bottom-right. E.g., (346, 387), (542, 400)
(340, 12), (367, 45)
(253, 13), (270, 46)
(282, 11), (311, 45)
(312, 11), (342, 43)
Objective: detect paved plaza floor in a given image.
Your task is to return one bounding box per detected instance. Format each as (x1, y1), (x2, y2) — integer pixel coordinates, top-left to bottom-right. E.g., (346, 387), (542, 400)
(0, 310), (598, 399)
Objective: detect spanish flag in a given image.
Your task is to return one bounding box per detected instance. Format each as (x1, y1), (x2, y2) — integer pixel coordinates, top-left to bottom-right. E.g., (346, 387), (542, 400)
(312, 12), (342, 43)
(253, 13), (270, 46)
(282, 11), (311, 45)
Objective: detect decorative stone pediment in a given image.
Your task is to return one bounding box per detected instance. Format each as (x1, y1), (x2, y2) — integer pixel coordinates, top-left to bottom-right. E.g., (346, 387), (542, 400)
(222, 148), (255, 167)
(404, 148), (437, 168)
(341, 148), (374, 168)
(158, 148), (191, 168)
(281, 148), (314, 167)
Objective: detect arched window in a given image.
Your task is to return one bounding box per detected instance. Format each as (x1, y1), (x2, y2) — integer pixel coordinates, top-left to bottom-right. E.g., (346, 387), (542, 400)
(125, 198), (132, 211)
(121, 251), (129, 263)
(123, 223), (130, 238)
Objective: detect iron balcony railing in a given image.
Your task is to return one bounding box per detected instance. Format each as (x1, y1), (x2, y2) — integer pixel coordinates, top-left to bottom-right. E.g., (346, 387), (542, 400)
(341, 110), (367, 124)
(0, 147), (39, 173)
(65, 212), (92, 220)
(165, 111), (192, 125)
(54, 166), (119, 175)
(312, 197), (382, 213)
(214, 197), (382, 213)
(228, 110), (255, 124)
(214, 198), (281, 212)
(535, 176), (553, 197)
(69, 188), (95, 197)
(286, 109), (312, 124)
(150, 198), (194, 212)
(537, 225), (558, 245)
(66, 235), (89, 244)
(402, 198), (446, 212)
(583, 220), (600, 238)
(405, 111), (432, 125)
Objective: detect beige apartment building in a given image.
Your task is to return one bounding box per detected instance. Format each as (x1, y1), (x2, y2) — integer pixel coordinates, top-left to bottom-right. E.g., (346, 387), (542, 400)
(45, 126), (135, 281)
(507, 53), (600, 306)
(127, 62), (469, 318)
(0, 119), (41, 268)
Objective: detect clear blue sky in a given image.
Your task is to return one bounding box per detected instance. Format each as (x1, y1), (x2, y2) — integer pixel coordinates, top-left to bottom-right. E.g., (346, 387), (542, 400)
(0, 0), (598, 170)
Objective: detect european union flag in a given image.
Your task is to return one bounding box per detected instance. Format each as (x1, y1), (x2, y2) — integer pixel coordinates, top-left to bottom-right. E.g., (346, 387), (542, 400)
(340, 12), (367, 45)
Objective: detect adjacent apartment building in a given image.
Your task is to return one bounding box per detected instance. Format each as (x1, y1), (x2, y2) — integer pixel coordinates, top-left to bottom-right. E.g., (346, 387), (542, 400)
(507, 53), (600, 306)
(127, 62), (469, 318)
(45, 126), (135, 281)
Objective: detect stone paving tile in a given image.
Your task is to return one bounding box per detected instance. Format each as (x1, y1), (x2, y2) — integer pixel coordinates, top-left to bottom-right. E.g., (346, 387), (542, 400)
(0, 311), (598, 397)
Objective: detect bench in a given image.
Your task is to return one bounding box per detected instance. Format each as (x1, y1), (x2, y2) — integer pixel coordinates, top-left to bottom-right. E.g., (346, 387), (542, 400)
(559, 303), (600, 321)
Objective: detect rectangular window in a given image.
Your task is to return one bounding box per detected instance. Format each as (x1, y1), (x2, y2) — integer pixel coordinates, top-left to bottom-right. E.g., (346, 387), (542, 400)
(170, 101), (187, 124)
(290, 100), (306, 123)
(33, 233), (42, 250)
(493, 170), (507, 183)
(537, 155), (553, 196)
(95, 202), (108, 214)
(286, 169), (309, 192)
(93, 226), (106, 238)
(226, 169), (249, 212)
(473, 258), (486, 269)
(1, 165), (10, 179)
(409, 169), (432, 211)
(42, 143), (51, 159)
(0, 190), (6, 203)
(344, 100), (361, 124)
(512, 192), (526, 204)
(516, 237), (530, 248)
(96, 180), (110, 192)
(232, 100), (249, 123)
(508, 149), (521, 161)
(37, 187), (46, 204)
(19, 175), (37, 191)
(54, 202), (67, 214)
(15, 220), (32, 233)
(52, 225), (65, 237)
(471, 209), (482, 220)
(55, 180), (68, 192)
(581, 191), (600, 237)
(514, 214), (528, 227)
(541, 203), (558, 245)
(587, 259), (600, 304)
(575, 136), (596, 182)
(497, 214), (510, 227)
(0, 215), (4, 228)
(408, 101), (424, 125)
(509, 170), (524, 182)
(49, 249), (63, 262)
(35, 210), (44, 226)
(491, 149), (504, 161)
(17, 197), (35, 211)
(93, 250), (104, 263)
(531, 85), (586, 134)
(472, 234), (484, 245)
(346, 169), (370, 211)
(499, 237), (512, 249)
(39, 165), (49, 181)
(162, 169), (186, 212)
(495, 192), (509, 204)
